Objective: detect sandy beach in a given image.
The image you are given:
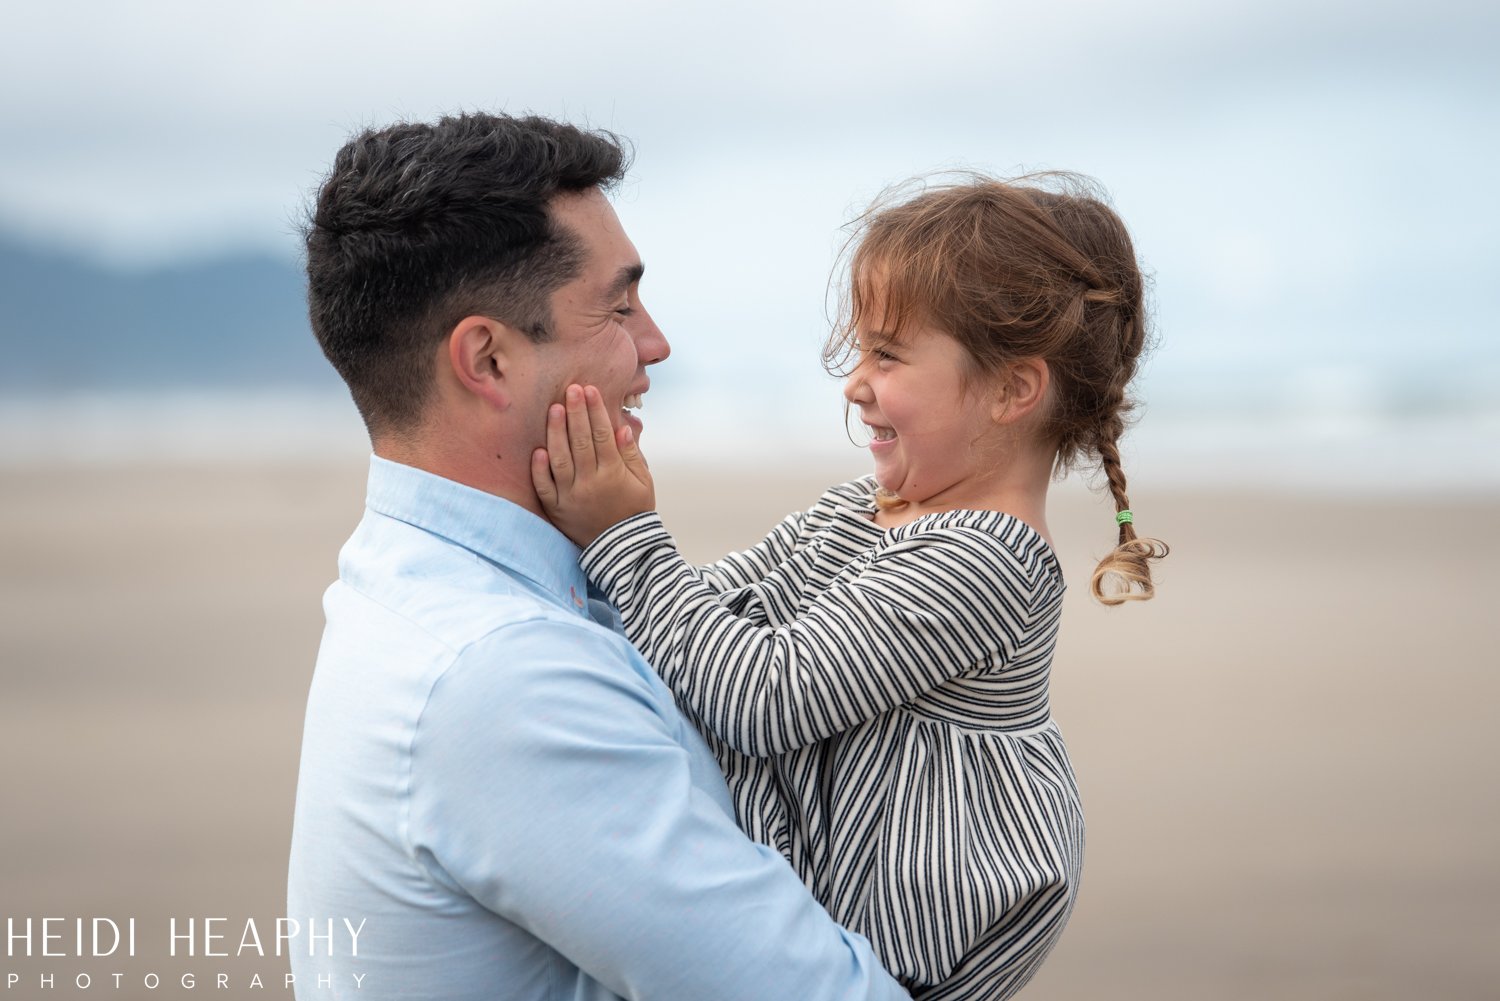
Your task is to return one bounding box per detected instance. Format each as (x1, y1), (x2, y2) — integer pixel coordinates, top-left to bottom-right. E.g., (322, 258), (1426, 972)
(1, 458), (1496, 999)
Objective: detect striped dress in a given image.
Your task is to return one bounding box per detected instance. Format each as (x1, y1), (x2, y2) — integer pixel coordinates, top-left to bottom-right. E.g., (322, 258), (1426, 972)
(579, 477), (1084, 999)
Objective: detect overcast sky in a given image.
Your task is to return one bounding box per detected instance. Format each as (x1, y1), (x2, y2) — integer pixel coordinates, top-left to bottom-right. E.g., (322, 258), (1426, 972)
(3, 0), (1497, 470)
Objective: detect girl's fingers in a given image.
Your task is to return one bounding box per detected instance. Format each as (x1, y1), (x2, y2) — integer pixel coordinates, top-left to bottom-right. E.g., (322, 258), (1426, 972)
(564, 384), (596, 469)
(545, 403), (573, 485)
(531, 448), (558, 507)
(617, 424), (650, 479)
(583, 386), (619, 465)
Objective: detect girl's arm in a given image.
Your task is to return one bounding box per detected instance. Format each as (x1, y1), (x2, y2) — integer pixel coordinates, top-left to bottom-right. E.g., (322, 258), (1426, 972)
(531, 383), (811, 598)
(690, 507), (810, 595)
(581, 512), (1039, 757)
(532, 385), (1036, 758)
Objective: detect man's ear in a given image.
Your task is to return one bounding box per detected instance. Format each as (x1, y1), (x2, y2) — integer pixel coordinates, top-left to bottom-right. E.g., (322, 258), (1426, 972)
(444, 315), (528, 411)
(991, 357), (1051, 426)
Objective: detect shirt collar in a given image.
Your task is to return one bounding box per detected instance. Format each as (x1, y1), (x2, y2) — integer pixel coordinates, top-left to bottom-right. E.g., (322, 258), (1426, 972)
(365, 454), (590, 615)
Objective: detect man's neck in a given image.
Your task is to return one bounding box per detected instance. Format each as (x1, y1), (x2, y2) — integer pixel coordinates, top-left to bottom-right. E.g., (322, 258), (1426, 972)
(373, 437), (547, 519)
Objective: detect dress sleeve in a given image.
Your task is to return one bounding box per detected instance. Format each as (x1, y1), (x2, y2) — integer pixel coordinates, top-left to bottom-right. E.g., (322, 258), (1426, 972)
(686, 507), (809, 594)
(580, 513), (1040, 757)
(409, 619), (911, 1001)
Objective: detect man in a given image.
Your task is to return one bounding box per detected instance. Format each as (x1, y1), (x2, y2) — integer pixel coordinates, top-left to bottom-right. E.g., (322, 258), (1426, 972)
(286, 112), (909, 1000)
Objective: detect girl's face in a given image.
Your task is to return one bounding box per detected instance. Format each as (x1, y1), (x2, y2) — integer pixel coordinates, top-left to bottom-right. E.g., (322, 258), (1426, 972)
(842, 309), (1007, 511)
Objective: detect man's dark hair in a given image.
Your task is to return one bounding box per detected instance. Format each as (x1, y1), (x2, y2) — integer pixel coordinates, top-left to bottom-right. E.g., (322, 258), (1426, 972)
(305, 112), (630, 438)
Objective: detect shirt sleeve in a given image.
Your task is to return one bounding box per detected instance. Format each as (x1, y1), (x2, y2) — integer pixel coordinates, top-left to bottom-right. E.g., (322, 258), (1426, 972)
(580, 513), (1039, 757)
(690, 510), (810, 594)
(616, 507), (808, 595)
(407, 617), (911, 1001)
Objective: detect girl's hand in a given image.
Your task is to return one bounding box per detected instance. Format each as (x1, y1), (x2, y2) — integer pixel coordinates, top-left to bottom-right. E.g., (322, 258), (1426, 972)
(532, 383), (656, 547)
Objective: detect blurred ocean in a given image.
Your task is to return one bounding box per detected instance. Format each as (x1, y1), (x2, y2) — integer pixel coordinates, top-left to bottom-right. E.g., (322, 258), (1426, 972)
(2, 231), (1495, 495)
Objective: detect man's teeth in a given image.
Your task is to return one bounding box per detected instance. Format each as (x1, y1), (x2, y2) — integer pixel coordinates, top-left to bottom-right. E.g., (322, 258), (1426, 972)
(622, 393), (644, 412)
(868, 425), (896, 441)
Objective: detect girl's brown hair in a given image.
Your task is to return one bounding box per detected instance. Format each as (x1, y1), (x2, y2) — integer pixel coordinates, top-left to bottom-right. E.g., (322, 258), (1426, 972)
(826, 172), (1169, 604)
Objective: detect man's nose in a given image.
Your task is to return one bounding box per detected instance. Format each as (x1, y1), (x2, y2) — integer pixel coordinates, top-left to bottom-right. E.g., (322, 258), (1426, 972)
(632, 308), (671, 366)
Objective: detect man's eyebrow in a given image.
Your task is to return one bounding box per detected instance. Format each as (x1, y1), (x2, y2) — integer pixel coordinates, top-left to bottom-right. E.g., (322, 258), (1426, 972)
(602, 263), (645, 302)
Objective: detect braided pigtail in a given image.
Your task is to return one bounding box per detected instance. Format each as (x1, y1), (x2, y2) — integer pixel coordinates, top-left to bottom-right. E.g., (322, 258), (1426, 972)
(1090, 407), (1169, 604)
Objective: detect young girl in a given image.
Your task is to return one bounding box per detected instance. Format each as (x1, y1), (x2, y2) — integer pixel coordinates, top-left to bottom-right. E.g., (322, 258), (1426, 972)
(532, 173), (1168, 999)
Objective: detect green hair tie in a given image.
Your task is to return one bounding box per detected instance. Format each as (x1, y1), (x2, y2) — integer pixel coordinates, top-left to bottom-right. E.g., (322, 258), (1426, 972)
(1115, 510), (1134, 526)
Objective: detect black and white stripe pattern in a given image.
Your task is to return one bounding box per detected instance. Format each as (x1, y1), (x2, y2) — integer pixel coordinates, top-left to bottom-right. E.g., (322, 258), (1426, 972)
(580, 478), (1082, 999)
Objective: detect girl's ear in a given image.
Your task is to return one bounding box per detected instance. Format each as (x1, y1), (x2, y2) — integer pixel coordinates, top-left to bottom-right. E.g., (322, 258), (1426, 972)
(991, 357), (1051, 426)
(444, 315), (530, 411)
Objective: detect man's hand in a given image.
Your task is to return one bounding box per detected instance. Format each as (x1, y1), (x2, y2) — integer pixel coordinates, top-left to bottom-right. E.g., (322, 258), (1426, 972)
(532, 384), (656, 547)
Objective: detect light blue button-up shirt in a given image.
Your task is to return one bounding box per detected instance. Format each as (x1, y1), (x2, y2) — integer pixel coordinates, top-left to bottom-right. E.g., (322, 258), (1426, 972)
(286, 456), (907, 1001)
